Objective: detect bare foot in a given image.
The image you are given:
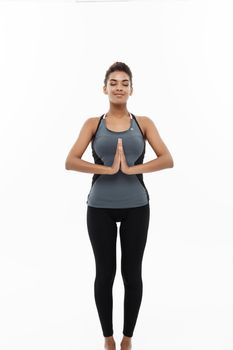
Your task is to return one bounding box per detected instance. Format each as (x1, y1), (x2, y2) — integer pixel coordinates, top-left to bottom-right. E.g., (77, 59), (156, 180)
(120, 336), (132, 350)
(104, 336), (116, 350)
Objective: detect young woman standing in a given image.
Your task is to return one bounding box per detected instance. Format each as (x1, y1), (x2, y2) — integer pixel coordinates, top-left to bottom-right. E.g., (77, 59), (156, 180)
(65, 62), (174, 350)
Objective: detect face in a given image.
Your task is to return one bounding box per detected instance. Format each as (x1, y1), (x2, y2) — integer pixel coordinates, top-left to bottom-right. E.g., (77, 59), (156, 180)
(103, 70), (133, 103)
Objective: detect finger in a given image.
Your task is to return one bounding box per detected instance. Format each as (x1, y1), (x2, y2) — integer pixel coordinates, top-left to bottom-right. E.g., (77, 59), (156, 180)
(118, 139), (123, 147)
(117, 138), (122, 147)
(118, 143), (123, 151)
(117, 144), (122, 151)
(120, 150), (125, 159)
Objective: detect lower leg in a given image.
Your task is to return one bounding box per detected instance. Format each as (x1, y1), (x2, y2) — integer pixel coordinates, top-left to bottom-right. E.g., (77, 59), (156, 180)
(123, 278), (143, 337)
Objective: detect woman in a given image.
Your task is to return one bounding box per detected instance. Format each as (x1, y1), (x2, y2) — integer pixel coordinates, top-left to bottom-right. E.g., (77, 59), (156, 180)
(65, 62), (174, 350)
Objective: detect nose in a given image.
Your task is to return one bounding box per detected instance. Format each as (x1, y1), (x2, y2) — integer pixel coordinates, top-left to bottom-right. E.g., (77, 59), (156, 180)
(116, 86), (123, 91)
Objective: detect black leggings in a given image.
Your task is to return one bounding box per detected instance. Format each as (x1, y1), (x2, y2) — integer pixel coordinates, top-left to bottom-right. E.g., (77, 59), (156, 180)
(86, 203), (150, 337)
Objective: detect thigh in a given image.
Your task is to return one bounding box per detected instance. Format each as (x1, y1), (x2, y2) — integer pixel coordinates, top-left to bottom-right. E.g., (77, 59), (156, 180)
(86, 206), (118, 268)
(119, 204), (150, 266)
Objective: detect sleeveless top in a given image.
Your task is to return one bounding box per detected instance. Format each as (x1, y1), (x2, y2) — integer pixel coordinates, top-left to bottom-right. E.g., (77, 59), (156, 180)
(86, 113), (150, 208)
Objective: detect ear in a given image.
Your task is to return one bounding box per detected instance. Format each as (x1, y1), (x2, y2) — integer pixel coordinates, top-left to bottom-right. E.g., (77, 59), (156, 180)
(103, 85), (108, 95)
(130, 86), (133, 96)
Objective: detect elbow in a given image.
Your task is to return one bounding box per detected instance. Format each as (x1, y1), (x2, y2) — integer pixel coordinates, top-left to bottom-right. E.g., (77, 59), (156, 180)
(169, 156), (174, 168)
(164, 153), (174, 168)
(65, 156), (82, 171)
(65, 158), (71, 170)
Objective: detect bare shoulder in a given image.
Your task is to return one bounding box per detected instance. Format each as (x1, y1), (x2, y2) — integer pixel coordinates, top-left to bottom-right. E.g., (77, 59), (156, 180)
(82, 116), (101, 135)
(134, 115), (157, 137)
(84, 116), (100, 126)
(135, 115), (156, 125)
(65, 116), (101, 160)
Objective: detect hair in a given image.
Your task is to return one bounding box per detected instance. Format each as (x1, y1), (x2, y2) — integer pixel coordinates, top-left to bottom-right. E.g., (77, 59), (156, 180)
(104, 62), (133, 87)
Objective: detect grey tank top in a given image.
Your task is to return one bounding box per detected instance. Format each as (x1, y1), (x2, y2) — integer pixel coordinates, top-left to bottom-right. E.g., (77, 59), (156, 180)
(86, 113), (150, 208)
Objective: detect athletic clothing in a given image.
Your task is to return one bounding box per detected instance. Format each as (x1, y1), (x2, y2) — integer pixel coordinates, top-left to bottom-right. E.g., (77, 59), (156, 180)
(86, 203), (150, 337)
(86, 112), (151, 337)
(86, 113), (150, 208)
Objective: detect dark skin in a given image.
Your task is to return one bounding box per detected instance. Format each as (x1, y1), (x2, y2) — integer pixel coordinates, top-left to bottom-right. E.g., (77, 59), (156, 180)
(65, 70), (174, 350)
(65, 70), (174, 175)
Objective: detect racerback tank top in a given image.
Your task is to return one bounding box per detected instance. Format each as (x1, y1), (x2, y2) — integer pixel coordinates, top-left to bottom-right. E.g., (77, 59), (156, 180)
(86, 113), (150, 208)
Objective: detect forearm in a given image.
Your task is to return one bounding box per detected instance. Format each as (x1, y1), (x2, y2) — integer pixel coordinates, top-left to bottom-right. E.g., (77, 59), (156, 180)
(65, 157), (111, 174)
(129, 154), (174, 174)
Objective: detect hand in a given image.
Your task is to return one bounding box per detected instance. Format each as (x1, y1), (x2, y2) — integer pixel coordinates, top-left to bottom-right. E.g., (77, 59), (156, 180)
(117, 138), (132, 175)
(109, 139), (121, 174)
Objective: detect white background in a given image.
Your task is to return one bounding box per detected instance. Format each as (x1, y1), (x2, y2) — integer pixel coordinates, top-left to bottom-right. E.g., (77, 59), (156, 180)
(0, 0), (233, 349)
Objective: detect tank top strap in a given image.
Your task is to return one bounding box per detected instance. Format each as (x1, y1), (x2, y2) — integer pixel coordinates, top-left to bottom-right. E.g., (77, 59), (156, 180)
(92, 114), (105, 140)
(131, 113), (145, 138)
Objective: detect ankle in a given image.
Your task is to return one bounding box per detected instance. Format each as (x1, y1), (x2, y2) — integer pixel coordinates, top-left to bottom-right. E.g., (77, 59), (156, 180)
(121, 335), (132, 341)
(120, 338), (132, 350)
(105, 336), (115, 343)
(104, 336), (116, 350)
(120, 335), (132, 344)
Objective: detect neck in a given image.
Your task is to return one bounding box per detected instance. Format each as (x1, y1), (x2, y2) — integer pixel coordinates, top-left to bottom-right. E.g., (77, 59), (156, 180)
(106, 103), (129, 118)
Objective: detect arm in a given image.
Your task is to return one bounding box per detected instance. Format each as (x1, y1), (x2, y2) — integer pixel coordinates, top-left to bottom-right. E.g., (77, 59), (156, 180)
(120, 116), (174, 175)
(65, 118), (120, 174)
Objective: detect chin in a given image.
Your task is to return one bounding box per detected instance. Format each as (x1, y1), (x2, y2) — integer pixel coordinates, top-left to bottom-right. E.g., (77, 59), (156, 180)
(111, 98), (128, 104)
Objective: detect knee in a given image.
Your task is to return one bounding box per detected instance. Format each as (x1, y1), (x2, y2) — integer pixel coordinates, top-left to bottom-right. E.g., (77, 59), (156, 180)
(121, 268), (142, 289)
(96, 265), (117, 286)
